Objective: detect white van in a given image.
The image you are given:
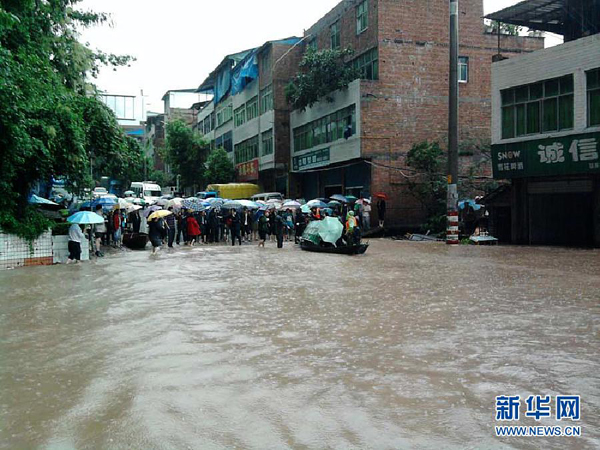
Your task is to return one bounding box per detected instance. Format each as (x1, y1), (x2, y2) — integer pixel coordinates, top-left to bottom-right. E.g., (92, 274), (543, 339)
(251, 192), (284, 202)
(130, 182), (162, 205)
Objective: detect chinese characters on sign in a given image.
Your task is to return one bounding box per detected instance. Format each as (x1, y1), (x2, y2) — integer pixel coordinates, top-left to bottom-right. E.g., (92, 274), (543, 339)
(495, 395), (580, 422)
(492, 132), (600, 178)
(236, 159), (259, 182)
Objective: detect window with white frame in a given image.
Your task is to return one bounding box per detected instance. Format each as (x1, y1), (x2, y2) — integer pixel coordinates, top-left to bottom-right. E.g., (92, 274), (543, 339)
(458, 56), (469, 83)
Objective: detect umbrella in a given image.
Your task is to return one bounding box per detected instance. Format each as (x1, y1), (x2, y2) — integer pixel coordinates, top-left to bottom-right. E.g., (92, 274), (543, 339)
(238, 199), (260, 209)
(132, 198), (146, 206)
(182, 198), (205, 212)
(128, 205), (143, 212)
(123, 190), (135, 197)
(327, 200), (342, 208)
(155, 198), (170, 206)
(255, 200), (267, 205)
(67, 211), (105, 225)
(29, 194), (59, 206)
(113, 198), (130, 210)
(148, 210), (173, 221)
(374, 192), (389, 200)
(345, 195), (358, 203)
(356, 198), (371, 205)
(307, 199), (328, 209)
(144, 205), (162, 217)
(301, 204), (311, 214)
(92, 196), (117, 211)
(458, 199), (482, 211)
(302, 216), (343, 245)
(221, 200), (243, 210)
(329, 194), (348, 203)
(282, 200), (302, 209)
(166, 197), (184, 209)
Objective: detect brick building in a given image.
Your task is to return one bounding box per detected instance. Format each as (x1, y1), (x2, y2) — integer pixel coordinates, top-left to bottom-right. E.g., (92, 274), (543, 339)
(289, 0), (543, 228)
(196, 38), (304, 194)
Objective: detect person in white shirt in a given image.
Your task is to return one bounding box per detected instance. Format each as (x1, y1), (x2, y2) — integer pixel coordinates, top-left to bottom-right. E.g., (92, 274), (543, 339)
(363, 200), (371, 230)
(67, 223), (85, 264)
(93, 204), (107, 257)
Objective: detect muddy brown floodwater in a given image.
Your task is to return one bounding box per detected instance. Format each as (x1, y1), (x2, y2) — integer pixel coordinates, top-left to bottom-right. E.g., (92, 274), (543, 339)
(0, 240), (599, 449)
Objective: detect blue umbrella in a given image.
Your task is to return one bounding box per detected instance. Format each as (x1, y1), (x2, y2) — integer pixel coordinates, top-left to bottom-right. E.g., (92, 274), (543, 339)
(67, 211), (104, 225)
(92, 196), (117, 211)
(307, 199), (328, 209)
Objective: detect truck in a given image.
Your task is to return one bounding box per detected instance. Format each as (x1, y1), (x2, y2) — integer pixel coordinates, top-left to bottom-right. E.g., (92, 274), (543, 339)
(206, 183), (260, 200)
(130, 181), (162, 204)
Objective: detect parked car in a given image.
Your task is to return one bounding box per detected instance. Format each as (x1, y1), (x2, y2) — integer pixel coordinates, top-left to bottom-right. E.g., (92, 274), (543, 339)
(251, 192), (284, 202)
(92, 187), (108, 198)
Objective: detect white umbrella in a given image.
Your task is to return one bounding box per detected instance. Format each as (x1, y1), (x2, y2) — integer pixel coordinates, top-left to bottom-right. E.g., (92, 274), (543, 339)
(282, 200), (301, 209)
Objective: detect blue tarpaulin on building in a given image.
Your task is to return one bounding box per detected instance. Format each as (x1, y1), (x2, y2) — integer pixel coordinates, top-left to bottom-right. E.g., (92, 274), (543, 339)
(231, 50), (259, 96)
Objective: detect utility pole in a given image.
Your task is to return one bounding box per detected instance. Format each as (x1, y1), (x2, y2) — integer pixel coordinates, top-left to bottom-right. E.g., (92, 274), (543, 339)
(447, 0), (460, 245)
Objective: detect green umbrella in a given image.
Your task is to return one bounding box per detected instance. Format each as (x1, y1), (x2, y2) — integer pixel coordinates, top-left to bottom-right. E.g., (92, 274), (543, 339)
(319, 217), (344, 244)
(301, 204), (311, 214)
(345, 195), (358, 203)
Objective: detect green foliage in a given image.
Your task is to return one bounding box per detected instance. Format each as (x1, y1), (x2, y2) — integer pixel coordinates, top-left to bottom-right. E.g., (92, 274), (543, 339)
(0, 207), (53, 242)
(486, 20), (522, 36)
(405, 141), (447, 233)
(165, 120), (210, 190)
(285, 47), (360, 110)
(0, 0), (136, 239)
(205, 147), (235, 185)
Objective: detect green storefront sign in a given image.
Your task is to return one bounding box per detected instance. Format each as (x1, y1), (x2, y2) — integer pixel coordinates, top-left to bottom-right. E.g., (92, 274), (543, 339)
(293, 148), (330, 171)
(492, 132), (600, 179)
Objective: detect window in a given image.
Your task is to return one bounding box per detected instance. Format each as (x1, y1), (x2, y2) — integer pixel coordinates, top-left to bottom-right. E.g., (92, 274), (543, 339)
(246, 96), (258, 121)
(293, 105), (356, 152)
(330, 22), (341, 49)
(459, 56), (469, 83)
(202, 115), (212, 135)
(352, 48), (378, 80)
(100, 95), (135, 120)
(261, 129), (273, 156)
(260, 84), (273, 115)
(356, 0), (368, 34)
(588, 68), (600, 127)
(234, 105), (246, 127)
(216, 104), (233, 127)
(501, 75), (574, 139)
(234, 136), (259, 164)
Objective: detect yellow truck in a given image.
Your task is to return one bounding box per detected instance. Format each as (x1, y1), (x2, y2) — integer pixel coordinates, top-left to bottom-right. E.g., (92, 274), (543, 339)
(206, 183), (260, 200)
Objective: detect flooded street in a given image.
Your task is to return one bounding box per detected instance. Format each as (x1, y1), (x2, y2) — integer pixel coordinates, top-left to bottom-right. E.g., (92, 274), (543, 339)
(1, 240), (599, 449)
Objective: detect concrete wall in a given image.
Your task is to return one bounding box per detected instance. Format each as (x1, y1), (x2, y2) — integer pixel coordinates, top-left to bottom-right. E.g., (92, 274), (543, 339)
(492, 33), (600, 145)
(290, 79), (362, 168)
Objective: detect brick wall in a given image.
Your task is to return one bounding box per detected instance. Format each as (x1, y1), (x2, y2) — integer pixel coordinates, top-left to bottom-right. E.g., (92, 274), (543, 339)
(361, 0), (544, 227)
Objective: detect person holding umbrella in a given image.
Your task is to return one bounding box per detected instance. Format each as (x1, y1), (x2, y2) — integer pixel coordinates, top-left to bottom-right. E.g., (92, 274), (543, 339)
(185, 210), (201, 246)
(66, 222), (86, 264)
(258, 210), (269, 248)
(148, 215), (165, 254)
(376, 194), (387, 228)
(229, 209), (242, 246)
(93, 204), (107, 257)
(294, 208), (306, 244)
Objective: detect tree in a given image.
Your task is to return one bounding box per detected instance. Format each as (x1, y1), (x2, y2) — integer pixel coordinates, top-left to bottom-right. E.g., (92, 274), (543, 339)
(205, 148), (235, 185)
(164, 120), (209, 191)
(0, 0), (134, 239)
(285, 47), (360, 110)
(486, 20), (523, 36)
(405, 141), (447, 233)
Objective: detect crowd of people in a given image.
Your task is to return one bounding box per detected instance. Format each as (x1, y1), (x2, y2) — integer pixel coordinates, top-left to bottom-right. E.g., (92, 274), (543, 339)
(66, 195), (387, 261)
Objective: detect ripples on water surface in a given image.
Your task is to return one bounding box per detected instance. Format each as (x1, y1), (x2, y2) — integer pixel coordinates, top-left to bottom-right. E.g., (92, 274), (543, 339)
(0, 240), (599, 449)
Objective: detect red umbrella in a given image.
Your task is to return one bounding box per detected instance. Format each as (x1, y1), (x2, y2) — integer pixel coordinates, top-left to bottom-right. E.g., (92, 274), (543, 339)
(374, 193), (389, 200)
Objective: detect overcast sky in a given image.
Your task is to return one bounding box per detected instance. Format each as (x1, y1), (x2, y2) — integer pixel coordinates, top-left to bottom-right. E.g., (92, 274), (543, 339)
(79, 0), (562, 113)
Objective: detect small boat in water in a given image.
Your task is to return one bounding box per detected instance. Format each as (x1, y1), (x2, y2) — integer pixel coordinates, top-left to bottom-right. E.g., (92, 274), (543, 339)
(123, 232), (148, 250)
(300, 239), (368, 255)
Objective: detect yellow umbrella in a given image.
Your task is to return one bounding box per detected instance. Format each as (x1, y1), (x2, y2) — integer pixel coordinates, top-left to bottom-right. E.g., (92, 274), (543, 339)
(147, 210), (173, 221)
